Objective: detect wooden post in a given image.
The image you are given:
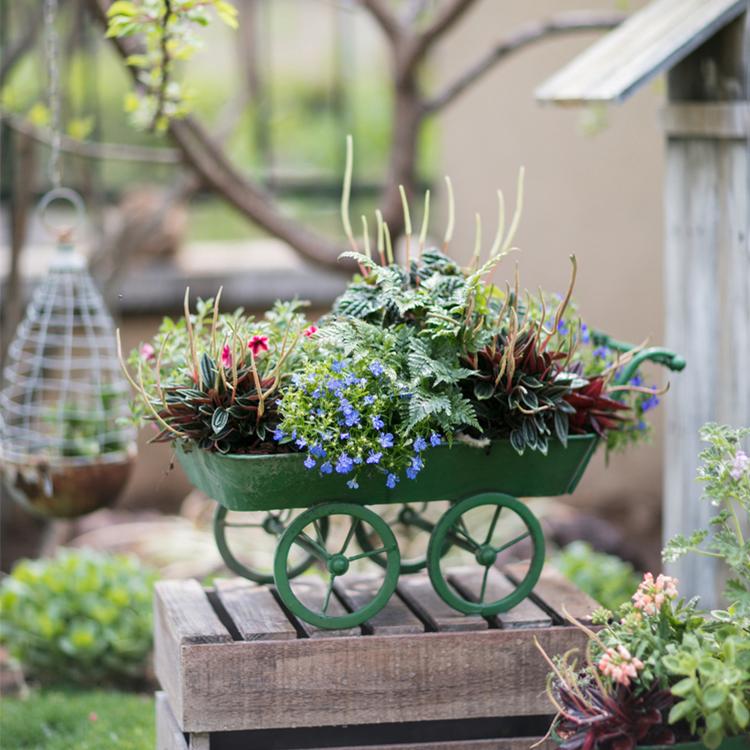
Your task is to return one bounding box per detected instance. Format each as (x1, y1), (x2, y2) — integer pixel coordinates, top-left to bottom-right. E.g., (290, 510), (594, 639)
(662, 12), (750, 606)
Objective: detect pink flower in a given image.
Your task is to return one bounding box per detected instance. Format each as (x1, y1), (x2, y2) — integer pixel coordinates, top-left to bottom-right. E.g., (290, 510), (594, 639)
(597, 644), (644, 687)
(730, 449), (749, 481)
(140, 343), (155, 361)
(632, 572), (678, 615)
(248, 335), (269, 356)
(221, 344), (232, 369)
(304, 325), (318, 338)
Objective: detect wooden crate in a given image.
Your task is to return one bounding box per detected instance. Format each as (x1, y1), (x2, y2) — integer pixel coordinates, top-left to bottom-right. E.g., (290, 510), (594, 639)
(154, 564), (598, 749)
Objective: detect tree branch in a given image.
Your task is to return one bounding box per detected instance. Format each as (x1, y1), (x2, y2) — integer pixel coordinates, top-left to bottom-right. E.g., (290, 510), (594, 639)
(424, 10), (625, 114)
(359, 0), (401, 42)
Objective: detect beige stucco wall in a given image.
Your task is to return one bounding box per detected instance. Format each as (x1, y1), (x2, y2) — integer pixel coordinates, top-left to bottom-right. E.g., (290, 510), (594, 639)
(434, 0), (666, 546)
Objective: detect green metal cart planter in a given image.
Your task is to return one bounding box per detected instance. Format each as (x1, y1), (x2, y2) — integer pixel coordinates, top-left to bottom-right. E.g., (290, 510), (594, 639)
(177, 341), (685, 630)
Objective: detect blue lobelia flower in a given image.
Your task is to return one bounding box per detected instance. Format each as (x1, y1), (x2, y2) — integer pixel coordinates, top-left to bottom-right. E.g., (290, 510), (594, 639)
(347, 478), (359, 490)
(371, 415), (385, 430)
(344, 372), (358, 386)
(363, 395), (376, 406)
(332, 360), (345, 373)
(629, 373), (643, 387)
(273, 427), (285, 441)
(366, 450), (382, 465)
(430, 432), (442, 447)
(641, 392), (660, 412)
(320, 461), (333, 475)
(369, 360), (384, 377)
(379, 432), (394, 449)
(385, 473), (399, 489)
(345, 410), (361, 427)
(303, 455), (316, 470)
(340, 432), (350, 441)
(593, 345), (609, 360)
(335, 454), (354, 474)
(411, 455), (424, 471)
(557, 320), (569, 335)
(312, 387), (324, 399)
(413, 436), (427, 452)
(406, 466), (419, 480)
(580, 323), (591, 344)
(310, 444), (326, 459)
(295, 437), (307, 449)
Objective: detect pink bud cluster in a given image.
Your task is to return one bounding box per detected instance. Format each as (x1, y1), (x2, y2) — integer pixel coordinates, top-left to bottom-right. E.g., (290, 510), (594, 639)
(632, 572), (678, 616)
(730, 449), (749, 481)
(597, 644), (644, 687)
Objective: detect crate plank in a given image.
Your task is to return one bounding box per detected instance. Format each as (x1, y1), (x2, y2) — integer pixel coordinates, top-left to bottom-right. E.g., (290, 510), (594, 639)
(448, 566), (552, 629)
(504, 563), (599, 625)
(335, 576), (425, 635)
(155, 692), (188, 750)
(214, 579), (297, 641)
(154, 580), (233, 727)
(308, 741), (554, 750)
(398, 574), (487, 632)
(175, 625), (584, 732)
(286, 578), (361, 638)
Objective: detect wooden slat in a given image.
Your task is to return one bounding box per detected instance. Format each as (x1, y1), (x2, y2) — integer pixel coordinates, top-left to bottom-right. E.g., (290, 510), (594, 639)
(174, 625), (587, 732)
(286, 578), (361, 638)
(335, 576), (425, 635)
(397, 574), (487, 632)
(504, 563), (599, 625)
(154, 579), (233, 727)
(155, 692), (189, 750)
(308, 740), (555, 750)
(663, 102), (750, 139)
(535, 0), (747, 104)
(448, 566), (552, 629)
(214, 579), (297, 641)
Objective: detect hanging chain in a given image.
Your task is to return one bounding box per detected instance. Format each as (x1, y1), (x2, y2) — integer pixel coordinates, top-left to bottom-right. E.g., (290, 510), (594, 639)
(44, 0), (62, 189)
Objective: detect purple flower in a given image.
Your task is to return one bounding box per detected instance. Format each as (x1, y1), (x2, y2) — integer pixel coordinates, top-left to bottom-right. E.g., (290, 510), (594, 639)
(326, 378), (342, 392)
(312, 388), (324, 399)
(366, 450), (382, 465)
(340, 432), (350, 441)
(413, 436), (427, 452)
(730, 449), (749, 481)
(320, 461), (333, 475)
(557, 320), (569, 336)
(332, 360), (345, 373)
(385, 473), (399, 489)
(411, 455), (424, 471)
(580, 323), (591, 344)
(593, 346), (609, 360)
(363, 395), (376, 406)
(429, 432), (442, 447)
(347, 478), (359, 490)
(369, 360), (384, 377)
(310, 444), (326, 459)
(295, 437), (307, 449)
(371, 415), (385, 430)
(379, 432), (394, 449)
(273, 428), (285, 441)
(303, 455), (316, 470)
(629, 374), (643, 387)
(641, 390), (660, 413)
(406, 466), (421, 480)
(335, 454), (354, 474)
(344, 372), (358, 386)
(344, 410), (361, 427)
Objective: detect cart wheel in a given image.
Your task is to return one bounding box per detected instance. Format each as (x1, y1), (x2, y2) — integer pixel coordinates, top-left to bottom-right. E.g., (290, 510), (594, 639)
(214, 505), (328, 584)
(274, 503), (400, 629)
(354, 502), (452, 575)
(427, 493), (544, 615)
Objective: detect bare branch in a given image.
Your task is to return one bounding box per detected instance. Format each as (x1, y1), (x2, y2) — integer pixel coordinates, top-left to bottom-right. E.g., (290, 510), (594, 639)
(0, 3), (46, 86)
(424, 10), (625, 114)
(420, 0), (479, 49)
(358, 0), (401, 41)
(1, 110), (181, 163)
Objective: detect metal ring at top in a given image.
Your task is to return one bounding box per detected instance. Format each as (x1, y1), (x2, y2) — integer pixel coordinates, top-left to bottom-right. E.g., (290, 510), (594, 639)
(37, 187), (86, 241)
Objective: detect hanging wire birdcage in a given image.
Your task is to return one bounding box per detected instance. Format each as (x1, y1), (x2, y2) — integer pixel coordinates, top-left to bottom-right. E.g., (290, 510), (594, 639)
(0, 189), (137, 518)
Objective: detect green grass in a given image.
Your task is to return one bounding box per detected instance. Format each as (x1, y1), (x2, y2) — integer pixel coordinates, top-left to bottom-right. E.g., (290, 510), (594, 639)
(0, 689), (154, 750)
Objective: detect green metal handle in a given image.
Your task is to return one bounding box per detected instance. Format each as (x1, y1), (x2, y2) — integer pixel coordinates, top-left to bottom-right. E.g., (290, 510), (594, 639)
(591, 330), (686, 386)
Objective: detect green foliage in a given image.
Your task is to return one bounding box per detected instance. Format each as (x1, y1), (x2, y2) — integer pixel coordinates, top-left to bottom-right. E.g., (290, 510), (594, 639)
(554, 541), (640, 612)
(0, 550), (155, 686)
(106, 0), (238, 131)
(664, 627), (750, 749)
(0, 689), (154, 750)
(126, 296), (311, 453)
(663, 423), (750, 618)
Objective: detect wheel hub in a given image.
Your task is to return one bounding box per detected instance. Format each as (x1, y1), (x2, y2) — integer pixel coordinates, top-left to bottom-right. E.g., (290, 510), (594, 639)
(475, 544), (497, 567)
(327, 553), (350, 576)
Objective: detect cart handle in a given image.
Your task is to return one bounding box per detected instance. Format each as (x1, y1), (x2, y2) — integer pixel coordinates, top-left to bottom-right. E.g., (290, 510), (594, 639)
(590, 331), (686, 387)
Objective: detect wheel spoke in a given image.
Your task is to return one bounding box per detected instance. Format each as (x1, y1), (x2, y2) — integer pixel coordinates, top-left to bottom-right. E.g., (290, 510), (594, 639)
(449, 518), (479, 551)
(294, 531), (330, 561)
(484, 505), (503, 546)
(313, 518), (325, 546)
(322, 575), (337, 614)
(479, 565), (490, 603)
(339, 518), (359, 555)
(347, 544), (392, 562)
(494, 530), (531, 556)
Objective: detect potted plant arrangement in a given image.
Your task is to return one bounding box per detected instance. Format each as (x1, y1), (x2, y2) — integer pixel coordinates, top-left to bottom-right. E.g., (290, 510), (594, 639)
(122, 141), (685, 629)
(537, 423), (750, 750)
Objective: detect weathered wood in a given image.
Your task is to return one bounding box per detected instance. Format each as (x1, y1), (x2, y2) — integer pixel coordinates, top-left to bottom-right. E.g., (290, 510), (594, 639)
(504, 562), (599, 625)
(335, 575), (425, 635)
(286, 578), (361, 638)
(154, 580), (232, 727)
(171, 624), (583, 732)
(304, 741), (555, 750)
(663, 102), (750, 139)
(214, 579), (297, 641)
(397, 573), (488, 632)
(448, 566), (552, 629)
(155, 691), (189, 750)
(536, 0), (747, 104)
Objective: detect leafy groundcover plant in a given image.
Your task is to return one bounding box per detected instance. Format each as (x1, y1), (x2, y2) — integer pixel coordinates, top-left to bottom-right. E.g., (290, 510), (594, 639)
(539, 424), (750, 750)
(0, 549), (155, 686)
(125, 143), (667, 490)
